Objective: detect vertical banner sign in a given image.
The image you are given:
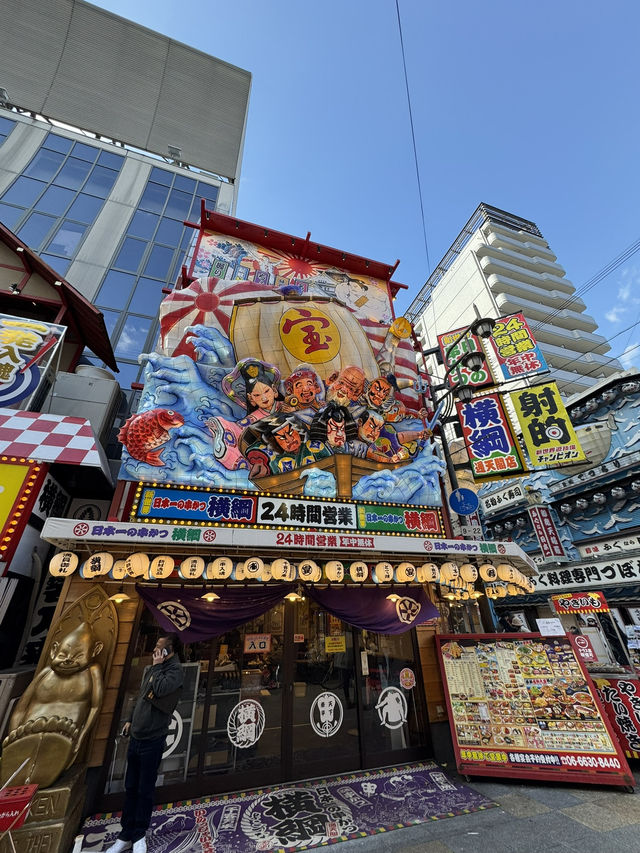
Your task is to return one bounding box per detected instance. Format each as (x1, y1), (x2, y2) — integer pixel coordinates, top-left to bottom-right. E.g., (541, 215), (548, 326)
(437, 327), (493, 390)
(510, 382), (586, 468)
(593, 677), (640, 758)
(551, 590), (609, 614)
(436, 633), (634, 788)
(527, 505), (567, 560)
(456, 393), (525, 480)
(488, 313), (548, 381)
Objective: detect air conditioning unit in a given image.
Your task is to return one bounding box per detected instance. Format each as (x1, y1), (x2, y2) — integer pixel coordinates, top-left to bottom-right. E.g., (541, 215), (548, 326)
(43, 371), (122, 447)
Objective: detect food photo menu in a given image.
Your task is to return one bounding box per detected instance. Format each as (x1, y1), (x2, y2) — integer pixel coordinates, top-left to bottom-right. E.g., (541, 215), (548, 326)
(436, 634), (633, 787)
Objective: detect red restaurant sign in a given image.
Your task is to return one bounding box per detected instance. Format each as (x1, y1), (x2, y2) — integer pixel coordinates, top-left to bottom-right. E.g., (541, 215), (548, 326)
(593, 676), (640, 759)
(552, 591), (609, 614)
(527, 505), (567, 560)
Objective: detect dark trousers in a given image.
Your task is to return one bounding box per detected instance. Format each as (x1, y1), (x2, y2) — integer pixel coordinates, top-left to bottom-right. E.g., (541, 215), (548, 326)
(119, 735), (165, 842)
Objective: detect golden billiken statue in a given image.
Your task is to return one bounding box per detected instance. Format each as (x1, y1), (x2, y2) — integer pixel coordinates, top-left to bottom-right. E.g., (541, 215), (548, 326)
(106, 634), (184, 853)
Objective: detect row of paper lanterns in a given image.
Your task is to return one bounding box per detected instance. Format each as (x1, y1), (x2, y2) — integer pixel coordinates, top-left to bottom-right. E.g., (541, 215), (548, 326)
(49, 550), (535, 592)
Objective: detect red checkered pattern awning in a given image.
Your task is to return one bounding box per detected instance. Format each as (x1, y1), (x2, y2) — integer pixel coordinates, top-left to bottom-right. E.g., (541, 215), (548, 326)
(0, 409), (111, 478)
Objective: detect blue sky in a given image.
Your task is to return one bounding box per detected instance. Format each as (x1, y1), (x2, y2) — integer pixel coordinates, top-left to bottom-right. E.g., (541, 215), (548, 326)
(94, 0), (640, 370)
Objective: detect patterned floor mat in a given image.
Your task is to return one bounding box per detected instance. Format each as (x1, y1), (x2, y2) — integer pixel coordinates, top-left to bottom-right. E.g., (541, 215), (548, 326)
(79, 761), (497, 852)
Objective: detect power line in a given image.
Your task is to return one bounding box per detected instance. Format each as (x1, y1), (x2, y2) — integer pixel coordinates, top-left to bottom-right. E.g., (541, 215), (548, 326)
(395, 0), (430, 276)
(529, 235), (640, 333)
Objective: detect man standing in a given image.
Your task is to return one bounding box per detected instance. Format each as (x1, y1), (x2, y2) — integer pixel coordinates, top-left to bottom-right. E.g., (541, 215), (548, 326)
(105, 634), (184, 853)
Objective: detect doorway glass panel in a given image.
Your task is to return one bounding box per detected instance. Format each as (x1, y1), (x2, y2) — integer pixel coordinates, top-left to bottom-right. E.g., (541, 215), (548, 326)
(359, 629), (425, 759)
(291, 599), (360, 771)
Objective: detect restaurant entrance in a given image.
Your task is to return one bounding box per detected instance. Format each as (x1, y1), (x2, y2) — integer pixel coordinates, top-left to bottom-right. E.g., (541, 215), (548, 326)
(102, 597), (432, 808)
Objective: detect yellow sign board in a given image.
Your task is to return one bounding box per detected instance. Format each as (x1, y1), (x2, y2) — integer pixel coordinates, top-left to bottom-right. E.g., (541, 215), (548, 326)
(0, 463), (30, 529)
(510, 382), (586, 468)
(325, 635), (346, 654)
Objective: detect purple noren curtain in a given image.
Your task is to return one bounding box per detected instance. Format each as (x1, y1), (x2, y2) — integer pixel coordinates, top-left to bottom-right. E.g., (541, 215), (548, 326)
(307, 585), (439, 634)
(136, 583), (295, 643)
(137, 583), (439, 643)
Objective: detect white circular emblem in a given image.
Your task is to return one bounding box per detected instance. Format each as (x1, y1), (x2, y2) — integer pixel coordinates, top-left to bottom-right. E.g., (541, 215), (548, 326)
(395, 596), (421, 625)
(310, 691), (343, 738)
(161, 710), (183, 759)
(227, 699), (266, 748)
(375, 687), (408, 730)
(157, 600), (192, 631)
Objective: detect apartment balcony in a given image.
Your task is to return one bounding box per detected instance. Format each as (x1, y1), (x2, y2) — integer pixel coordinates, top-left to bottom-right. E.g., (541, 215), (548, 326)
(548, 365), (614, 398)
(477, 243), (566, 277)
(485, 273), (585, 312)
(478, 253), (575, 294)
(532, 324), (610, 355)
(494, 292), (598, 333)
(538, 339), (617, 374)
(481, 222), (558, 259)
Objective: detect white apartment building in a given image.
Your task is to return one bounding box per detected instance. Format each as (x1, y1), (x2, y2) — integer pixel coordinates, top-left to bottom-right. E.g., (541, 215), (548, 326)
(406, 204), (622, 398)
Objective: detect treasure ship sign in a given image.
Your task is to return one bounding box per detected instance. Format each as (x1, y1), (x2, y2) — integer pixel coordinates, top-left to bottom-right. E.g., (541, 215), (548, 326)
(117, 216), (446, 517)
(229, 297), (379, 380)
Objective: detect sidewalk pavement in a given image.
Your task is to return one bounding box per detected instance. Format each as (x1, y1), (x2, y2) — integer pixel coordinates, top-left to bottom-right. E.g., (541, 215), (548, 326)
(331, 763), (640, 853)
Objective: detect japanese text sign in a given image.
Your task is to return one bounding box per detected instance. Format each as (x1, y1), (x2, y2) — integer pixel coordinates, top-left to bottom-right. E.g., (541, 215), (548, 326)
(456, 393), (525, 480)
(510, 382), (586, 468)
(437, 327), (493, 389)
(488, 313), (548, 381)
(536, 557), (640, 592)
(527, 505), (567, 560)
(552, 591), (609, 614)
(593, 677), (640, 758)
(572, 634), (597, 662)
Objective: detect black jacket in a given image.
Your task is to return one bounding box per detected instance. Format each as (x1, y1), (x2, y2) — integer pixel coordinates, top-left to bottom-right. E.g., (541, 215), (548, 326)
(129, 655), (184, 740)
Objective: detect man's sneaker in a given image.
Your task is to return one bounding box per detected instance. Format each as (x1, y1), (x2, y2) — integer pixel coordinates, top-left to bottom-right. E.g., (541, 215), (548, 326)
(132, 839), (147, 853)
(103, 841), (131, 853)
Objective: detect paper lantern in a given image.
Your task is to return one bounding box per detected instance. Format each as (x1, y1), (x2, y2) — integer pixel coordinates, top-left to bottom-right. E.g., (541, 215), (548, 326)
(261, 562), (273, 582)
(298, 559), (321, 582)
(206, 556), (233, 580)
(459, 563), (478, 583)
(395, 562), (417, 583)
(373, 562), (394, 583)
(439, 562), (459, 583)
(479, 563), (498, 582)
(525, 578), (536, 593)
(179, 556), (205, 579)
(80, 552), (113, 579)
(418, 563), (440, 584)
(110, 559), (127, 580)
(448, 576), (466, 590)
(495, 583), (508, 598)
(244, 557), (264, 580)
(496, 563), (518, 583)
(125, 553), (150, 578)
(150, 555), (175, 580)
(325, 560), (345, 583)
(233, 562), (246, 581)
(49, 551), (78, 577)
(457, 589), (470, 601)
(485, 583), (501, 599)
(349, 561), (369, 583)
(507, 582), (524, 596)
(271, 558), (295, 581)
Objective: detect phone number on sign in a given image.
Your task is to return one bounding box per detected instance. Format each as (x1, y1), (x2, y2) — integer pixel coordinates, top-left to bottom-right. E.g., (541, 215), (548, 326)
(559, 754), (621, 770)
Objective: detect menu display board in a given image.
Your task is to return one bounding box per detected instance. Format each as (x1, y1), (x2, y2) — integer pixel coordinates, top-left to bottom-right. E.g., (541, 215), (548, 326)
(436, 634), (633, 788)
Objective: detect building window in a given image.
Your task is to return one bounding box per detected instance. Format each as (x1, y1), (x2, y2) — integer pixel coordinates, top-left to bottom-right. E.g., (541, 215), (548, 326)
(90, 167), (219, 408)
(0, 116), (16, 146)
(0, 132), (125, 277)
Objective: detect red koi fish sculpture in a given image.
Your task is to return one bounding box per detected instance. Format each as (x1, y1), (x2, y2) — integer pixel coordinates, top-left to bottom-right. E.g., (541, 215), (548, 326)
(118, 408), (184, 466)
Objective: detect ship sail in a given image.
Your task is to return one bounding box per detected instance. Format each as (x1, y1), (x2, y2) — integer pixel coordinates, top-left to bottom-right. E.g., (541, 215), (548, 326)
(229, 295), (380, 380)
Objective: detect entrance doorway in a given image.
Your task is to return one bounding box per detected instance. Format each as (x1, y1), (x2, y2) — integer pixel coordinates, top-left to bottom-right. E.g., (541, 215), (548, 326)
(102, 596), (431, 807)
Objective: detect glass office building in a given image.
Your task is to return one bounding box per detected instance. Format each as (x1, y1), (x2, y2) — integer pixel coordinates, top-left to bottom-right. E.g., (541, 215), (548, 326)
(0, 112), (236, 411)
